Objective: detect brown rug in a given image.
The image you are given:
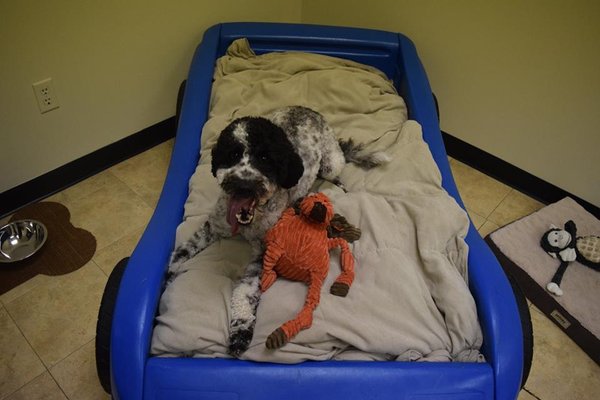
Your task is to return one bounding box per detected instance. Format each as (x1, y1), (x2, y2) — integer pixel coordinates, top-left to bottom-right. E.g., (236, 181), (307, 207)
(1, 201), (96, 295)
(485, 197), (599, 365)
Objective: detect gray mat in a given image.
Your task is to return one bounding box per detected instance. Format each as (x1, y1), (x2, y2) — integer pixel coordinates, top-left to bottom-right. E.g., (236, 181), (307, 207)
(486, 197), (599, 365)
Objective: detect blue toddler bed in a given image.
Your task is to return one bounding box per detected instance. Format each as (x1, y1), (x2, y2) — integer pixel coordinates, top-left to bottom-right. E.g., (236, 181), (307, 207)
(99, 22), (530, 400)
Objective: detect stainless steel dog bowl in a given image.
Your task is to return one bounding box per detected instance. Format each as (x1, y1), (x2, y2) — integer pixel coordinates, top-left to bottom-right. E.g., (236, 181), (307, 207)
(0, 220), (47, 263)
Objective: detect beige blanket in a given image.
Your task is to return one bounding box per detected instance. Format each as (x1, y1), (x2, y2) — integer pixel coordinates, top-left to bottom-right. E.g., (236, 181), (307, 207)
(151, 39), (484, 363)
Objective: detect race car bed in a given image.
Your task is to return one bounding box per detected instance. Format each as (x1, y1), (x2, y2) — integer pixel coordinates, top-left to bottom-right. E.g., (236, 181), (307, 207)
(99, 22), (530, 400)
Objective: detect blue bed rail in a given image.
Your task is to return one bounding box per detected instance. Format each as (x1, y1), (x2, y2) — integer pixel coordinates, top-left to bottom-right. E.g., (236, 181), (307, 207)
(111, 22), (523, 400)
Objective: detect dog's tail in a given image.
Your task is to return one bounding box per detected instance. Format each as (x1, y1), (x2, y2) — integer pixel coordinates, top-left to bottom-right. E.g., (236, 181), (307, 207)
(338, 138), (391, 169)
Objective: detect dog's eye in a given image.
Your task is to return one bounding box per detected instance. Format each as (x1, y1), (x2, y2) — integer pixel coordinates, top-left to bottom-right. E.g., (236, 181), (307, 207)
(230, 150), (242, 161)
(254, 153), (269, 163)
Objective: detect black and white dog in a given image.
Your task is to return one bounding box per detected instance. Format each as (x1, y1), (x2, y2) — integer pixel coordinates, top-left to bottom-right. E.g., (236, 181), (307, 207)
(169, 106), (387, 356)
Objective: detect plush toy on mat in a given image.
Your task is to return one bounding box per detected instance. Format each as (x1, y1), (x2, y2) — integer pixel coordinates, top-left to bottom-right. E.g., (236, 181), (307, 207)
(540, 220), (600, 296)
(261, 192), (356, 349)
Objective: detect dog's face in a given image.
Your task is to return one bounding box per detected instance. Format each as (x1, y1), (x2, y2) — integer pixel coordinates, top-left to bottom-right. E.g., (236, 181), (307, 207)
(211, 116), (304, 234)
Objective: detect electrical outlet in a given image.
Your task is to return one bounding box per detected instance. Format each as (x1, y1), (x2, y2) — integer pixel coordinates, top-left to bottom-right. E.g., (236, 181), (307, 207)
(32, 78), (60, 113)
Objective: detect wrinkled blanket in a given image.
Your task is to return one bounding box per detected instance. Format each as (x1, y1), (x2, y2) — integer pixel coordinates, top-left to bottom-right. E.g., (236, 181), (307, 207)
(150, 39), (484, 363)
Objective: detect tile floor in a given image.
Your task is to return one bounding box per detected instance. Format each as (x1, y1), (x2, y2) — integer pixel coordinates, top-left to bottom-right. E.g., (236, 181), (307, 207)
(1, 139), (598, 399)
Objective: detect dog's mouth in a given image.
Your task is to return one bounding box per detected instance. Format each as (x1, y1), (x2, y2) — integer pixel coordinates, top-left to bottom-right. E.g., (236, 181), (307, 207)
(227, 196), (257, 235)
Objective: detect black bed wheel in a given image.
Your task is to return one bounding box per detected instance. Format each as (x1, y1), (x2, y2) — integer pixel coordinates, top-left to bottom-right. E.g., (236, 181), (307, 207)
(432, 92), (440, 122)
(175, 79), (187, 127)
(96, 257), (129, 395)
(506, 272), (534, 388)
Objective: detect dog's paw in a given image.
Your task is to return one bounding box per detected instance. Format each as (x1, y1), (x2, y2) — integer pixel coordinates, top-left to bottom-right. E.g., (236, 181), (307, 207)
(228, 326), (254, 357)
(168, 247), (190, 273)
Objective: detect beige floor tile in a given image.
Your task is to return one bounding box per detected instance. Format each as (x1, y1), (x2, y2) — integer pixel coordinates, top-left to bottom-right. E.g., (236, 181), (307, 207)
(45, 171), (122, 208)
(478, 219), (500, 238)
(0, 306), (46, 399)
(525, 306), (600, 399)
(0, 274), (52, 306)
(109, 139), (173, 209)
(50, 340), (110, 400)
(4, 263), (107, 368)
(153, 138), (175, 158)
(487, 189), (545, 227)
(4, 371), (67, 400)
(466, 208), (486, 230)
(517, 389), (538, 400)
(64, 178), (153, 251)
(449, 158), (512, 218)
(93, 226), (145, 276)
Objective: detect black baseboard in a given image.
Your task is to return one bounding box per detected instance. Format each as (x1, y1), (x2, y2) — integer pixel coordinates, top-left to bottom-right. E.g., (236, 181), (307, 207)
(442, 131), (600, 219)
(0, 117), (176, 219)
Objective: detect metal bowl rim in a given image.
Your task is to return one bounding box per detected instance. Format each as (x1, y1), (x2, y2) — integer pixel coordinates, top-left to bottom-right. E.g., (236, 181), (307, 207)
(0, 219), (48, 263)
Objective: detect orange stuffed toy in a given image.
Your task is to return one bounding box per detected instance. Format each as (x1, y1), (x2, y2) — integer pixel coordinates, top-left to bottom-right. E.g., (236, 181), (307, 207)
(261, 192), (356, 349)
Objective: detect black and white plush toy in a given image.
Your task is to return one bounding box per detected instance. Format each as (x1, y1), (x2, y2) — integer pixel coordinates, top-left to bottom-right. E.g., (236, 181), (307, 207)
(540, 220), (600, 296)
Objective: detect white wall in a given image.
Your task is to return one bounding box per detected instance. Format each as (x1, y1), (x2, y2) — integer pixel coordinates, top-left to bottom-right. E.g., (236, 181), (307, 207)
(303, 0), (600, 207)
(0, 0), (301, 192)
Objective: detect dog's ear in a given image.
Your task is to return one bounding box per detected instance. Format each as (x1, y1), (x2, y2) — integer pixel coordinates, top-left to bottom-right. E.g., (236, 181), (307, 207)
(210, 145), (219, 177)
(247, 117), (304, 189)
(268, 135), (303, 189)
(277, 148), (304, 189)
(211, 122), (245, 177)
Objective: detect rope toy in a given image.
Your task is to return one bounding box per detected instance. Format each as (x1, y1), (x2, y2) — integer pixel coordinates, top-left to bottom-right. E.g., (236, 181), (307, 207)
(261, 193), (356, 349)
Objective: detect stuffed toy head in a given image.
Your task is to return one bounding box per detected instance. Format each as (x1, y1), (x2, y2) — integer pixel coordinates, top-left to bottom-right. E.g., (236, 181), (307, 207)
(299, 192), (334, 226)
(541, 225), (573, 260)
(540, 219), (600, 297)
(541, 221), (577, 263)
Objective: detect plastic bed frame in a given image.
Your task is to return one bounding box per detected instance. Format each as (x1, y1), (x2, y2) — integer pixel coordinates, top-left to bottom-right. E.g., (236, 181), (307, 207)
(103, 22), (528, 400)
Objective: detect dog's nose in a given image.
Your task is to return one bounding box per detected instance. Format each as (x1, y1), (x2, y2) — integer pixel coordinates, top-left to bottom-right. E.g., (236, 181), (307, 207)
(309, 202), (327, 223)
(222, 176), (260, 198)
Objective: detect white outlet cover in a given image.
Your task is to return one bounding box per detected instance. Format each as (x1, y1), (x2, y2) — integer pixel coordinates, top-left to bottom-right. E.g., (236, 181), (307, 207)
(32, 78), (60, 113)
